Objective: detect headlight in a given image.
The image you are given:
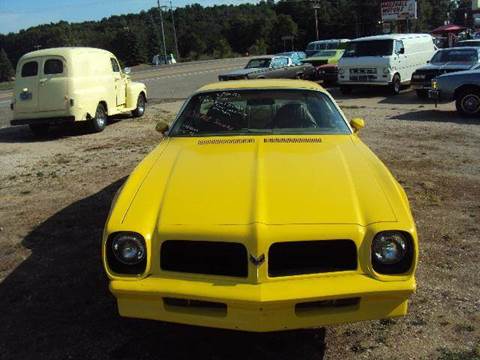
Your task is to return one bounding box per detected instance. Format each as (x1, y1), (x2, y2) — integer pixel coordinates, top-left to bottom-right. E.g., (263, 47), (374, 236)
(339, 68), (345, 75)
(383, 67), (391, 75)
(112, 233), (146, 265)
(106, 232), (147, 275)
(373, 232), (407, 265)
(371, 231), (413, 275)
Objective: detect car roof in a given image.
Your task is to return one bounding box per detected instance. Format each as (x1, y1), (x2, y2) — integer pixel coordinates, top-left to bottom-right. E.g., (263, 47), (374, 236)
(249, 55), (276, 60)
(351, 33), (432, 42)
(20, 47), (113, 60)
(197, 79), (326, 94)
(308, 39), (350, 44)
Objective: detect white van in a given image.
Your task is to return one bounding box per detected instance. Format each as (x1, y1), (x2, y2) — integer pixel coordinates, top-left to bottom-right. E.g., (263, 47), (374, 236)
(338, 34), (437, 95)
(11, 47), (147, 135)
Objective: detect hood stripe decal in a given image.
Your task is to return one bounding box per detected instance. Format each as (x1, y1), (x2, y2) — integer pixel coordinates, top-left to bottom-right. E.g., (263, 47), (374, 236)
(198, 138), (255, 145)
(264, 138), (322, 143)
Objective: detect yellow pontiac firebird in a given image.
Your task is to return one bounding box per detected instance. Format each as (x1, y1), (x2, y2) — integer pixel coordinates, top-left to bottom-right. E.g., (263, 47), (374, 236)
(102, 79), (418, 332)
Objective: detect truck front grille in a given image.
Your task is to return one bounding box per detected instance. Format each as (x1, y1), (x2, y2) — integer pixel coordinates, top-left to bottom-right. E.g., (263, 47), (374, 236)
(161, 240), (248, 277)
(268, 240), (357, 277)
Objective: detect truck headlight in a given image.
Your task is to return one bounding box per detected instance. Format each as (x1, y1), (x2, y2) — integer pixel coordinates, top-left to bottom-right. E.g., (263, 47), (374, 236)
(383, 67), (391, 75)
(372, 231), (413, 274)
(106, 232), (147, 274)
(339, 68), (345, 75)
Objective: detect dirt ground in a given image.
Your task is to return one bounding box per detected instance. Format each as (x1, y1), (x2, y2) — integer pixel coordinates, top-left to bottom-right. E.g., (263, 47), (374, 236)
(0, 89), (479, 360)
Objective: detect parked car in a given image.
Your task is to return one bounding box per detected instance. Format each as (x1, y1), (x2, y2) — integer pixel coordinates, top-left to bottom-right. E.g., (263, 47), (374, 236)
(303, 49), (345, 84)
(218, 55), (315, 81)
(276, 51), (307, 65)
(429, 67), (480, 116)
(455, 39), (480, 48)
(152, 53), (177, 65)
(411, 47), (480, 98)
(103, 79), (418, 332)
(338, 34), (437, 95)
(10, 47), (147, 135)
(305, 39), (350, 57)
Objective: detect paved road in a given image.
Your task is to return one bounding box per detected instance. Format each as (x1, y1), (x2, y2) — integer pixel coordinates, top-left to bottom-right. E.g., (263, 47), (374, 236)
(0, 57), (249, 128)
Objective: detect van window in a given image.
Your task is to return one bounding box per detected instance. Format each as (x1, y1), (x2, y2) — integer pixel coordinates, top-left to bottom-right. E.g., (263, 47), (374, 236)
(110, 58), (120, 72)
(395, 41), (405, 54)
(21, 61), (38, 77)
(344, 40), (394, 57)
(44, 59), (64, 75)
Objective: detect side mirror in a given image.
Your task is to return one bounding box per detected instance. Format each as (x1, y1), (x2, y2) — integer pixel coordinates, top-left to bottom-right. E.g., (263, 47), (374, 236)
(124, 67), (131, 75)
(399, 48), (405, 55)
(350, 118), (365, 133)
(156, 121), (170, 135)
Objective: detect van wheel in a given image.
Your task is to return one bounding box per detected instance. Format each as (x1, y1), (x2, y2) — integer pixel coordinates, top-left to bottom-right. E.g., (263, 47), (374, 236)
(89, 103), (108, 133)
(29, 124), (50, 137)
(456, 89), (480, 117)
(132, 94), (146, 118)
(340, 86), (353, 95)
(391, 74), (401, 95)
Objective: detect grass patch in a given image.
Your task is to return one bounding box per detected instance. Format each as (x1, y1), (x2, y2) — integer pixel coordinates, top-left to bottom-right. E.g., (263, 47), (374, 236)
(438, 347), (480, 360)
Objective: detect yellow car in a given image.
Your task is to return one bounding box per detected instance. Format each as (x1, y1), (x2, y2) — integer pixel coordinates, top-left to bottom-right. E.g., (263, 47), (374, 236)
(103, 79), (418, 332)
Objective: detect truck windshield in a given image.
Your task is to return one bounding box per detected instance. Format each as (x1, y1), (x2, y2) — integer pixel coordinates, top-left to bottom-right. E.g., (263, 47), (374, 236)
(170, 90), (351, 137)
(431, 49), (478, 64)
(246, 59), (271, 69)
(344, 40), (394, 57)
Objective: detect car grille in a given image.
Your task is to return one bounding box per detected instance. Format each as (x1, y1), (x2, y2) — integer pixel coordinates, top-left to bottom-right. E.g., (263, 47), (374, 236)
(161, 240), (248, 277)
(416, 68), (467, 82)
(268, 240), (357, 277)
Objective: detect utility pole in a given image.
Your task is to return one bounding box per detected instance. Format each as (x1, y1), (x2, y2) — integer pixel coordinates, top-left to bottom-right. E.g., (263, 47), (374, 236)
(313, 1), (320, 40)
(157, 0), (168, 64)
(170, 0), (180, 60)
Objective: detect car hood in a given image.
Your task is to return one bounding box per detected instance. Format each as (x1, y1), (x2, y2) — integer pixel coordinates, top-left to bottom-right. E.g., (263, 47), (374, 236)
(416, 63), (473, 72)
(123, 136), (398, 227)
(221, 68), (262, 77)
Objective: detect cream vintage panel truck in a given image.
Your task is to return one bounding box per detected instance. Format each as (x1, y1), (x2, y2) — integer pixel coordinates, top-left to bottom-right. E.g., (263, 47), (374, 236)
(10, 47), (147, 135)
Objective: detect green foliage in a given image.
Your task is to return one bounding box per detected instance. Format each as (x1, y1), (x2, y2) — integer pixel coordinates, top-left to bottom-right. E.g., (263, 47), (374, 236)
(0, 48), (14, 82)
(0, 0), (458, 67)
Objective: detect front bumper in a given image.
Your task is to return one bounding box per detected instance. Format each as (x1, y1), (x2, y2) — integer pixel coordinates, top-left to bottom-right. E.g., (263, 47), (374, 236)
(110, 273), (415, 332)
(411, 80), (431, 90)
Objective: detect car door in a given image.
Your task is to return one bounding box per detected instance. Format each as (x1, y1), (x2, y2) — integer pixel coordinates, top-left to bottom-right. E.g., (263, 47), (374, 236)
(15, 60), (40, 113)
(111, 58), (126, 106)
(394, 40), (409, 81)
(38, 57), (67, 112)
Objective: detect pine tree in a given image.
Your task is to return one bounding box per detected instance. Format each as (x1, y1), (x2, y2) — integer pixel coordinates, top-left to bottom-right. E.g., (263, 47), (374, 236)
(0, 49), (14, 82)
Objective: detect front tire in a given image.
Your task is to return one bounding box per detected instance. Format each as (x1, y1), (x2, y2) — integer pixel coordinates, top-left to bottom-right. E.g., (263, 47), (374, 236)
(340, 86), (353, 95)
(29, 124), (50, 137)
(456, 89), (480, 117)
(132, 93), (146, 118)
(89, 103), (108, 133)
(390, 74), (401, 95)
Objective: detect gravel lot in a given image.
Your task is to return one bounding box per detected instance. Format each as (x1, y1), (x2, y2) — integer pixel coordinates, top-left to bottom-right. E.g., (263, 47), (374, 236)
(0, 88), (478, 360)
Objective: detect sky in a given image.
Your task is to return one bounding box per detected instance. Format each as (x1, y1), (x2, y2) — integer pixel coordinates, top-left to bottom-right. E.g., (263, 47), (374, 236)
(0, 0), (260, 34)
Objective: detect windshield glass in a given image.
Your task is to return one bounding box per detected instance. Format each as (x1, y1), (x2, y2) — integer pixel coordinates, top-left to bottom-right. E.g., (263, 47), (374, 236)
(170, 90), (350, 137)
(431, 49), (478, 64)
(312, 50), (337, 57)
(344, 40), (394, 57)
(246, 59), (271, 69)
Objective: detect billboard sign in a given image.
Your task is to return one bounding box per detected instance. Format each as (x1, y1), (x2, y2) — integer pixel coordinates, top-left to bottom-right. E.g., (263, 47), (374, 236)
(381, 0), (418, 21)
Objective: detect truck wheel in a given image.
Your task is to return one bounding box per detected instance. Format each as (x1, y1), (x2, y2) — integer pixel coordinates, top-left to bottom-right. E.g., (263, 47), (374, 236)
(132, 93), (146, 118)
(456, 90), (480, 117)
(340, 86), (353, 95)
(416, 90), (428, 99)
(390, 74), (401, 95)
(89, 103), (108, 133)
(29, 124), (50, 137)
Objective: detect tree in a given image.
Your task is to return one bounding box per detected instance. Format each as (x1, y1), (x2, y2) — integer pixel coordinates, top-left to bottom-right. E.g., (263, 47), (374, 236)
(0, 49), (14, 82)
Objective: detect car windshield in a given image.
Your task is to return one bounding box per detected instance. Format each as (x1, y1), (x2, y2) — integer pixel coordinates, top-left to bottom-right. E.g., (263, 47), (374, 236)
(170, 90), (351, 137)
(344, 40), (394, 57)
(246, 59), (271, 69)
(312, 50), (337, 57)
(431, 49), (478, 64)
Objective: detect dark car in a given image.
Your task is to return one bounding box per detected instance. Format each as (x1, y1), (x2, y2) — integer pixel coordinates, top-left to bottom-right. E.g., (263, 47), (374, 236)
(411, 47), (480, 98)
